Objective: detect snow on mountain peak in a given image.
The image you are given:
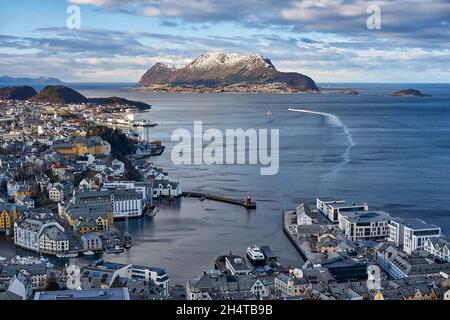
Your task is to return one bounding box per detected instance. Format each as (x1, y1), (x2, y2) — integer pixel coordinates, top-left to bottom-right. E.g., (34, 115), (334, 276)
(188, 52), (275, 70)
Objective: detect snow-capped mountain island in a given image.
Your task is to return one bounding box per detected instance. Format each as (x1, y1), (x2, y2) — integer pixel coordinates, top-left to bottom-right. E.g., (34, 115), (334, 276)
(138, 52), (319, 93)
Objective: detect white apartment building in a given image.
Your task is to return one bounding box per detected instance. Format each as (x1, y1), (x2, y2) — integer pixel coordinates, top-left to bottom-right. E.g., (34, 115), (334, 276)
(39, 225), (70, 254)
(338, 210), (391, 242)
(388, 218), (441, 254)
(72, 189), (144, 218)
(14, 218), (67, 254)
(316, 198), (368, 222)
(49, 185), (64, 202)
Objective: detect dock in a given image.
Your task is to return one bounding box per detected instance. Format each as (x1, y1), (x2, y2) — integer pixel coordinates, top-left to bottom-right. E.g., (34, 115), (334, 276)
(182, 192), (256, 209)
(282, 210), (308, 262)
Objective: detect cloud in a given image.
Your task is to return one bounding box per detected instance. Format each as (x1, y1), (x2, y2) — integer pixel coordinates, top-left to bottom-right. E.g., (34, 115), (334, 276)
(0, 1), (449, 82)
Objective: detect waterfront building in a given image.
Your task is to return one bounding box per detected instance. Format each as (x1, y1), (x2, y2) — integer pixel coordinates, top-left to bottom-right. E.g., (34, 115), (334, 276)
(61, 202), (114, 235)
(35, 288), (130, 300)
(388, 218), (441, 254)
(39, 225), (70, 255)
(80, 232), (103, 252)
(224, 255), (251, 276)
(154, 179), (182, 198)
(72, 189), (144, 219)
(424, 237), (450, 262)
(375, 242), (450, 279)
(14, 213), (70, 256)
(338, 210), (391, 242)
(0, 204), (21, 235)
(102, 181), (153, 200)
(316, 198), (368, 222)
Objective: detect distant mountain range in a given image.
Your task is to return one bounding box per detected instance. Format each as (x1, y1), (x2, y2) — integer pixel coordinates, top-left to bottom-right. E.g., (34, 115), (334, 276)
(0, 85), (151, 110)
(0, 75), (65, 86)
(138, 52), (319, 93)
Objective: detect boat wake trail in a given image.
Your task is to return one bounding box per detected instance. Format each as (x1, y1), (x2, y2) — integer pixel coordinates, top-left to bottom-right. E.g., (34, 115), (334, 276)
(289, 108), (354, 176)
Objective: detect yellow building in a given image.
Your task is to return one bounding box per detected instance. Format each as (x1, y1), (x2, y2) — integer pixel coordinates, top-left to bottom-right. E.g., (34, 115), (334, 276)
(0, 207), (18, 234)
(54, 136), (109, 158)
(62, 203), (114, 237)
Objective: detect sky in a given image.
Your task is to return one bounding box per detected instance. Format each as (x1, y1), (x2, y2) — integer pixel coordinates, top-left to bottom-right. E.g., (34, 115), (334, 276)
(0, 0), (449, 83)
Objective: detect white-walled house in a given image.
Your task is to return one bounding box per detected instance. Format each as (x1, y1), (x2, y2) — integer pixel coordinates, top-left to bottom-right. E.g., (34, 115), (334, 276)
(424, 238), (450, 262)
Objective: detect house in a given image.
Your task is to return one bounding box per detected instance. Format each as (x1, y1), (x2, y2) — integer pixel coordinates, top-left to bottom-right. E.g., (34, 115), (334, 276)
(154, 180), (182, 198)
(0, 263), (48, 291)
(295, 204), (313, 226)
(250, 277), (273, 298)
(80, 232), (103, 252)
(274, 273), (310, 297)
(92, 159), (107, 172)
(389, 218), (441, 254)
(186, 271), (263, 300)
(73, 219), (99, 238)
(7, 181), (32, 198)
(50, 163), (67, 176)
(49, 181), (73, 202)
(49, 185), (64, 202)
(424, 237), (450, 262)
(76, 154), (95, 166)
(317, 233), (339, 254)
(7, 271), (33, 300)
(15, 195), (35, 209)
(111, 159), (125, 177)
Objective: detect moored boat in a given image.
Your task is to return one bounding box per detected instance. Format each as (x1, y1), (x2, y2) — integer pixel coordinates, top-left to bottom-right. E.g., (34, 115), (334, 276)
(246, 245), (266, 266)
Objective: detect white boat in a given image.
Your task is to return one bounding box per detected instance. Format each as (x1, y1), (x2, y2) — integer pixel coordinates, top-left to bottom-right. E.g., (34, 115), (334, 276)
(83, 251), (95, 256)
(246, 246), (266, 266)
(0, 256), (7, 262)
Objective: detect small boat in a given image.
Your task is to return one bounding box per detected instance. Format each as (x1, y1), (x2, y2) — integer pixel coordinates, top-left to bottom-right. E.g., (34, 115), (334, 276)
(145, 206), (158, 217)
(0, 256), (7, 262)
(266, 110), (273, 116)
(83, 251), (95, 256)
(246, 246), (266, 266)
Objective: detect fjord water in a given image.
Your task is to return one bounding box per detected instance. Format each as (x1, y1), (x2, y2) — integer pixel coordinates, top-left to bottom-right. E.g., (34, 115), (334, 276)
(2, 83), (450, 283)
